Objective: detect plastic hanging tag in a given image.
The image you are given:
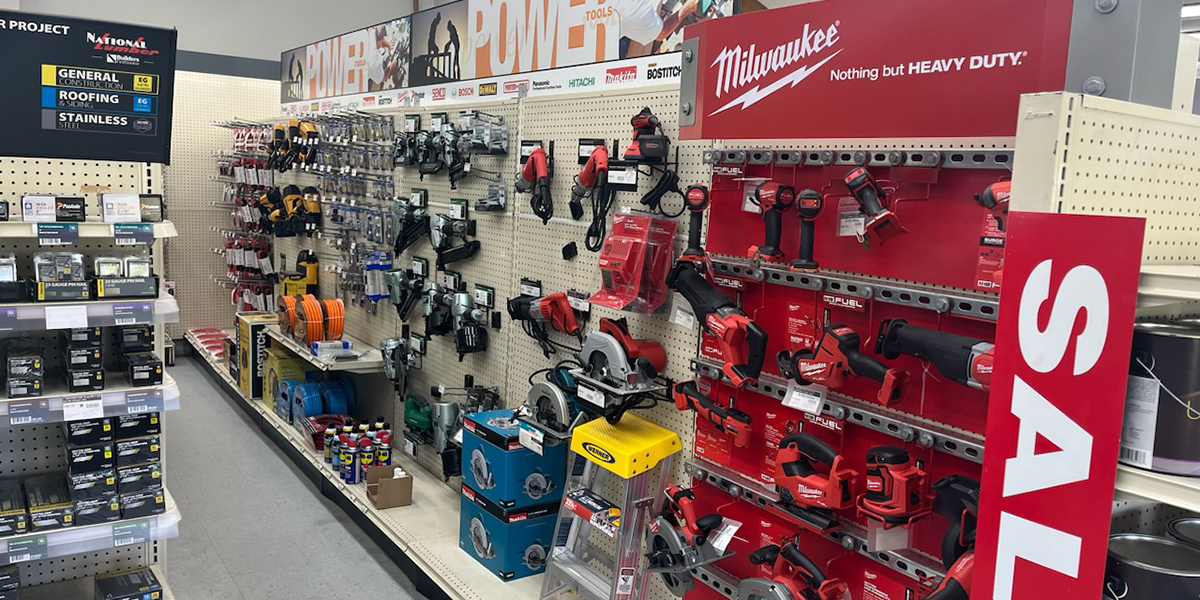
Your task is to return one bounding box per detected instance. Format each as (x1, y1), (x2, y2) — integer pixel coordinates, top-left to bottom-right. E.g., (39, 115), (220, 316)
(783, 380), (825, 415)
(709, 518), (742, 554)
(669, 293), (697, 330)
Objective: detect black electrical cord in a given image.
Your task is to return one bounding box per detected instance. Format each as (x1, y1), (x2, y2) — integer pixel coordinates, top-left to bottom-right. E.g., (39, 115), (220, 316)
(639, 168), (686, 218)
(523, 320), (583, 358)
(585, 186), (615, 252)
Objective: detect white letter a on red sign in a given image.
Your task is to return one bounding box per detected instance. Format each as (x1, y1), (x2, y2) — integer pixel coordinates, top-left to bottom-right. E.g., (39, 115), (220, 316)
(1003, 376), (1094, 497)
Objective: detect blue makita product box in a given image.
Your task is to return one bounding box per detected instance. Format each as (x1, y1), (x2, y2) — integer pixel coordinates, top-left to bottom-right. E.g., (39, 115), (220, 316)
(460, 483), (558, 581)
(461, 409), (567, 510)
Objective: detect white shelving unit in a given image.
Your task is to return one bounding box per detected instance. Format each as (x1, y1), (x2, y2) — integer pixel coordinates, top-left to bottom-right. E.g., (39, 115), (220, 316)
(0, 373), (179, 425)
(0, 295), (180, 331)
(264, 324), (385, 374)
(21, 564), (174, 600)
(0, 219), (178, 241)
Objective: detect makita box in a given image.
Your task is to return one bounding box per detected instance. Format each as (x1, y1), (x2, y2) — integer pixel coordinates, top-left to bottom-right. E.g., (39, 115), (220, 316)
(459, 484), (556, 581)
(461, 409), (566, 510)
(235, 312), (276, 399)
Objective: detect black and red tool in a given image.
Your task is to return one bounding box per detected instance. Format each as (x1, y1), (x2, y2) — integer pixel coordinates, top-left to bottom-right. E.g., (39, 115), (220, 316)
(874, 319), (995, 391)
(660, 484), (723, 548)
(646, 483), (732, 597)
(927, 475), (980, 600)
(790, 189), (823, 271)
(571, 145), (609, 222)
(747, 182), (796, 263)
(744, 542), (851, 600)
(672, 381), (752, 448)
(772, 432), (857, 533)
(974, 180), (1010, 231)
(928, 551), (974, 600)
(624, 107), (669, 163)
(777, 325), (908, 406)
(858, 447), (930, 528)
(667, 263), (767, 387)
(517, 146), (553, 224)
(844, 167), (906, 248)
(680, 185), (710, 263)
(599, 317), (667, 377)
(507, 292), (583, 358)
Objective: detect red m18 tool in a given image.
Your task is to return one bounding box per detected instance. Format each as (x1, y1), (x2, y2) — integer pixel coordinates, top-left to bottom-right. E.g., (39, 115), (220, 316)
(571, 145), (609, 221)
(600, 317), (668, 376)
(680, 185), (710, 263)
(974, 180), (1010, 231)
(790, 189), (823, 272)
(516, 146), (553, 224)
(874, 319), (995, 391)
(773, 432), (857, 533)
(747, 182), (796, 262)
(667, 263), (768, 387)
(777, 325), (908, 406)
(745, 542), (851, 600)
(858, 447), (930, 527)
(927, 475), (980, 600)
(928, 551), (974, 600)
(646, 483), (731, 597)
(660, 484), (723, 547)
(672, 381), (752, 448)
(844, 167), (906, 248)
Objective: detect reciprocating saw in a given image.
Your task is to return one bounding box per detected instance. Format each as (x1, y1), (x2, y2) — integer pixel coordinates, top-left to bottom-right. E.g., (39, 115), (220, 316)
(672, 381), (751, 448)
(777, 325), (908, 406)
(667, 262), (767, 387)
(874, 319), (994, 391)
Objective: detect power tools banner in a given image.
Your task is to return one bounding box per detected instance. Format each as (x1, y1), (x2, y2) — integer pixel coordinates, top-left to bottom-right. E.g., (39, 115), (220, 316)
(0, 11), (177, 163)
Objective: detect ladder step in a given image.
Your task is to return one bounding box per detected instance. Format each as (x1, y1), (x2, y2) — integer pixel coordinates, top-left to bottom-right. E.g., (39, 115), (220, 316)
(545, 548), (614, 600)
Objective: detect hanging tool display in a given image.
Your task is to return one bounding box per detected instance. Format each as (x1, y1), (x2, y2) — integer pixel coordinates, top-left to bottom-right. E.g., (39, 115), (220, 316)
(926, 475), (980, 600)
(429, 213), (480, 269)
(680, 185), (710, 264)
(974, 180), (1010, 230)
(382, 333), (419, 397)
(281, 251), (319, 297)
(772, 432), (857, 533)
(423, 283), (492, 359)
(857, 447), (930, 551)
(874, 319), (995, 391)
(667, 262), (767, 387)
(624, 107), (670, 164)
(791, 189), (823, 271)
(639, 167), (687, 218)
(645, 483), (732, 597)
(517, 146), (553, 224)
(423, 282), (455, 337)
(777, 325), (908, 406)
(416, 130), (440, 176)
(572, 145), (615, 251)
(441, 125), (473, 188)
(741, 542), (851, 600)
(386, 268), (424, 320)
(578, 318), (666, 393)
(507, 292), (583, 357)
(748, 181), (795, 262)
(392, 194), (430, 254)
(520, 366), (592, 437)
(844, 167), (906, 249)
(671, 381), (751, 448)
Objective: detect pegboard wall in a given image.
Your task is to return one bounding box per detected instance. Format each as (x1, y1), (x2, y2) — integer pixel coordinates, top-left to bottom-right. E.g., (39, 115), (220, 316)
(162, 70), (279, 338)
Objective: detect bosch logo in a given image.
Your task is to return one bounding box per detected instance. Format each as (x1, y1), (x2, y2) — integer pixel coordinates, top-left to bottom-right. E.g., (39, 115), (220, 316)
(646, 65), (681, 80)
(457, 87), (474, 97)
(581, 443), (614, 464)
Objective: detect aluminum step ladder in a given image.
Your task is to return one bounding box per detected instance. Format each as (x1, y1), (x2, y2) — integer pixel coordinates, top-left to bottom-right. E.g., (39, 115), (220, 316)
(539, 413), (681, 600)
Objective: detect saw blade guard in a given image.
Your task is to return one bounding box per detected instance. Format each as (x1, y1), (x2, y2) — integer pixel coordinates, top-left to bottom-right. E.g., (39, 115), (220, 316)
(469, 448), (494, 489)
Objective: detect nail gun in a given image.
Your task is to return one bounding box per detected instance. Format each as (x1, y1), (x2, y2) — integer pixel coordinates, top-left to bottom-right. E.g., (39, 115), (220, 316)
(428, 213), (480, 269)
(385, 268), (423, 320)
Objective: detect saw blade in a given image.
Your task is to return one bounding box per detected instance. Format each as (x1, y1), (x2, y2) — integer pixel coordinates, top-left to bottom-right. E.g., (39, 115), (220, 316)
(470, 449), (494, 490)
(469, 517), (493, 559)
(645, 518), (695, 597)
(523, 543), (547, 570)
(588, 349), (611, 383)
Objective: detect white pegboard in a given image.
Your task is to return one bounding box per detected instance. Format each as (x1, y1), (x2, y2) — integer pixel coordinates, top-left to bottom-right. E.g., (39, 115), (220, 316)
(163, 71), (279, 337)
(16, 543), (154, 587)
(1110, 500), (1199, 536)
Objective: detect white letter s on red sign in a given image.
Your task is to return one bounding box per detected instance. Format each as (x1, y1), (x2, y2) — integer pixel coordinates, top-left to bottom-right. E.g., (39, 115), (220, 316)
(1018, 260), (1108, 375)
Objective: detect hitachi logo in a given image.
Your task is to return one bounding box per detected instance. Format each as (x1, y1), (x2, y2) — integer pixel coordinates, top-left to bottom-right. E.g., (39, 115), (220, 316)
(710, 21), (841, 115)
(87, 32), (158, 55)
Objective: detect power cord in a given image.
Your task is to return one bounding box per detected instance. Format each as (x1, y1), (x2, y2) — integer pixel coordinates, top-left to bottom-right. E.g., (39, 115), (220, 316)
(585, 188), (615, 252)
(640, 168), (686, 218)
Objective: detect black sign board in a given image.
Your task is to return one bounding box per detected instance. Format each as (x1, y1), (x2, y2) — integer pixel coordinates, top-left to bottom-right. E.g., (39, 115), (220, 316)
(0, 11), (177, 163)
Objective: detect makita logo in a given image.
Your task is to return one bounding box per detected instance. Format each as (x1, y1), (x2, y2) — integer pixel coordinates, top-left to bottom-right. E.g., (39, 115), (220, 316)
(605, 66), (637, 84)
(710, 21), (841, 115)
(646, 65), (681, 80)
(87, 32), (158, 55)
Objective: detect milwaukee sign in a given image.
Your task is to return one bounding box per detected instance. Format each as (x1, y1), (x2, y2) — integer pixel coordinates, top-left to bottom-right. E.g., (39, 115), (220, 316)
(974, 213), (1142, 599)
(710, 21), (840, 115)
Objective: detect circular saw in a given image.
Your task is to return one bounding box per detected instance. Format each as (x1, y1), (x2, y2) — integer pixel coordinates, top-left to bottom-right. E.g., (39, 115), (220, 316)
(524, 380), (573, 434)
(469, 448), (494, 490)
(644, 484), (734, 597)
(577, 318), (667, 394)
(523, 542), (548, 570)
(523, 471), (556, 501)
(469, 516), (495, 559)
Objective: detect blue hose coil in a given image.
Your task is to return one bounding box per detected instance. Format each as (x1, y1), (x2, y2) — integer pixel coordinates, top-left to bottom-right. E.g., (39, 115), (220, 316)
(319, 381), (349, 415)
(294, 382), (324, 419)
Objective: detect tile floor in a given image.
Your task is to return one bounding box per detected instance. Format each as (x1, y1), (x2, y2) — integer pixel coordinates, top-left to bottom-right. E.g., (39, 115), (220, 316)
(162, 358), (425, 600)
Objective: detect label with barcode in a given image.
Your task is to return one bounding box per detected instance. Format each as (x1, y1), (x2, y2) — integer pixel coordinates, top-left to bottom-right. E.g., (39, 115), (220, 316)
(708, 518), (742, 554)
(0, 309), (16, 333)
(1119, 447), (1150, 469)
(518, 422), (544, 456)
(37, 222), (79, 247)
(519, 278), (542, 298)
(669, 294), (696, 329)
(441, 270), (461, 290)
(577, 385), (606, 408)
(412, 257), (428, 277)
(783, 381), (825, 415)
(8, 400), (50, 426)
(113, 519), (151, 547)
(566, 290), (590, 313)
(63, 395), (104, 421)
(7, 535), (46, 562)
(126, 389), (164, 414)
(113, 303), (153, 326)
(450, 199), (468, 221)
(112, 223), (154, 246)
(474, 285), (495, 308)
(607, 166), (637, 186)
(1119, 375), (1158, 469)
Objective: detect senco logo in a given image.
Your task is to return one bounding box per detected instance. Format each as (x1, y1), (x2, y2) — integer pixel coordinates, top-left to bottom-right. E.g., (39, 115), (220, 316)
(581, 442), (614, 464)
(431, 87), (446, 101)
(710, 21), (841, 115)
(503, 80), (530, 94)
(605, 66), (637, 85)
(87, 32), (158, 55)
(569, 77), (595, 88)
(479, 82), (497, 96)
(822, 293), (864, 312)
(646, 64), (681, 80)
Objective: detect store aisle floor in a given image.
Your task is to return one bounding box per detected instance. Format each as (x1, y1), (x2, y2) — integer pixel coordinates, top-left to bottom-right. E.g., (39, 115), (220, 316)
(163, 358), (425, 600)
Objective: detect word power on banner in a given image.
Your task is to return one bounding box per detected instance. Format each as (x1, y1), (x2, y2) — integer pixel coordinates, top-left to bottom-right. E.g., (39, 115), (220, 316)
(974, 212), (1144, 600)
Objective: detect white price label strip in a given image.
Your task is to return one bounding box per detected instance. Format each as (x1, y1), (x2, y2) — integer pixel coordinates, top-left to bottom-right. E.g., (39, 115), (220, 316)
(577, 385), (606, 408)
(783, 381), (825, 415)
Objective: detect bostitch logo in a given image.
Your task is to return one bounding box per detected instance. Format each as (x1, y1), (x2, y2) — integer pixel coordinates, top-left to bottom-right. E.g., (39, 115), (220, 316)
(503, 79), (530, 94)
(646, 64), (681, 80)
(605, 65), (637, 85)
(431, 87), (447, 101)
(710, 20), (842, 115)
(822, 293), (864, 312)
(581, 442), (615, 463)
(87, 32), (159, 55)
(377, 97), (393, 106)
(479, 82), (497, 96)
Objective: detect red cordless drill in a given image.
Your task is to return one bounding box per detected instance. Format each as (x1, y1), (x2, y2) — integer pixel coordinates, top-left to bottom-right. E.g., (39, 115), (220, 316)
(874, 319), (995, 391)
(517, 146), (553, 224)
(974, 181), (1010, 231)
(777, 325), (908, 406)
(790, 189), (823, 272)
(773, 432), (857, 533)
(748, 542), (851, 600)
(858, 447), (930, 527)
(844, 167), (906, 248)
(672, 381), (752, 448)
(680, 185), (710, 263)
(747, 182), (796, 263)
(667, 263), (768, 387)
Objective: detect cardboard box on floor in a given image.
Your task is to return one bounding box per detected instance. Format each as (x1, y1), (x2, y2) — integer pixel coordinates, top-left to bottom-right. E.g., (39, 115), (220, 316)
(365, 465), (412, 508)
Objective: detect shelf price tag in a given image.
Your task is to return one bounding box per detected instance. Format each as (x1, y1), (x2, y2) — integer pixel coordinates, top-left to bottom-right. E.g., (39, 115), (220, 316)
(126, 390), (164, 414)
(113, 303), (153, 326)
(112, 223), (154, 246)
(7, 535), (47, 563)
(783, 381), (825, 415)
(0, 308), (16, 333)
(518, 422), (544, 456)
(450, 199), (468, 221)
(577, 384), (606, 408)
(8, 400), (50, 426)
(474, 285), (495, 308)
(113, 519), (151, 547)
(63, 395), (104, 421)
(37, 223), (79, 247)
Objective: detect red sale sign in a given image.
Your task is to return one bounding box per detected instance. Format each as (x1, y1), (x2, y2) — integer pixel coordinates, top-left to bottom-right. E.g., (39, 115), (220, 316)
(974, 213), (1144, 599)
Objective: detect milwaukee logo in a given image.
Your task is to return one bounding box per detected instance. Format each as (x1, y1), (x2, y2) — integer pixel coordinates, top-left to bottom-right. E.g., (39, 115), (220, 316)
(710, 21), (841, 115)
(87, 32), (158, 55)
(800, 362), (828, 376)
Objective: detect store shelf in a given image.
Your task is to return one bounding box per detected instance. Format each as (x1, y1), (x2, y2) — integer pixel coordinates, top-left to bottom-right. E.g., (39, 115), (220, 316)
(20, 564), (174, 600)
(264, 324), (384, 374)
(1114, 465), (1200, 513)
(0, 489), (179, 566)
(0, 219), (178, 240)
(1139, 265), (1200, 307)
(188, 337), (539, 600)
(0, 372), (178, 426)
(0, 294), (178, 331)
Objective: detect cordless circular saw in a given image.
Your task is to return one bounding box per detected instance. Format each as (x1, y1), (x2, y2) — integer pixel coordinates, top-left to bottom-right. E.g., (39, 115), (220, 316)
(645, 484), (733, 597)
(577, 317), (666, 394)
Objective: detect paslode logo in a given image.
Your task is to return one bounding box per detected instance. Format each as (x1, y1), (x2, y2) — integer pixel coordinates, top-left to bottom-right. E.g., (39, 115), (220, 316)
(479, 82), (497, 96)
(710, 20), (842, 115)
(605, 66), (637, 85)
(503, 79), (530, 94)
(646, 64), (681, 80)
(87, 32), (159, 56)
(431, 87), (446, 101)
(581, 442), (615, 464)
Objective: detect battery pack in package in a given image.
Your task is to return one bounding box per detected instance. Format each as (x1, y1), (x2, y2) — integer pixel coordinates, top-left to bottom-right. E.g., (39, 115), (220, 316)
(588, 213), (676, 314)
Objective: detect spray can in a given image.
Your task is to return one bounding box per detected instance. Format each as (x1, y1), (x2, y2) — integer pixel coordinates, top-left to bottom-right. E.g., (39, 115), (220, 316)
(323, 425), (337, 461)
(374, 417), (386, 432)
(358, 437), (376, 481)
(340, 438), (360, 484)
(375, 430), (393, 467)
(357, 422), (371, 438)
(333, 433), (352, 468)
